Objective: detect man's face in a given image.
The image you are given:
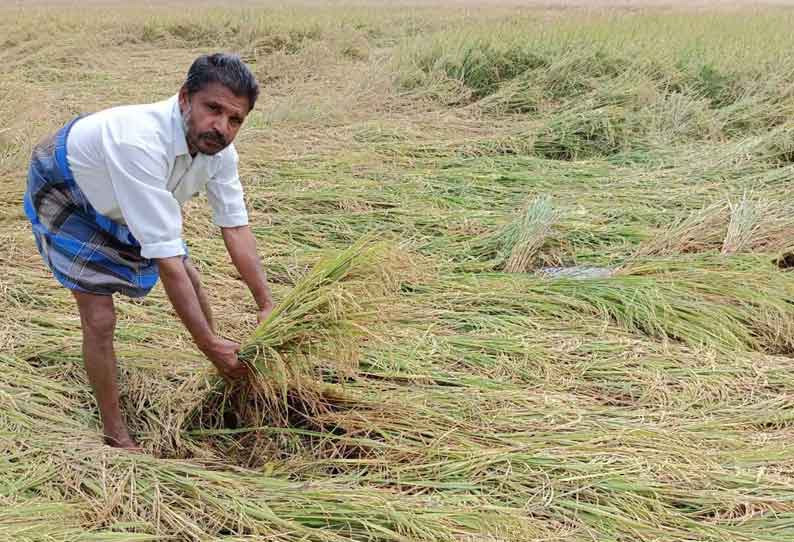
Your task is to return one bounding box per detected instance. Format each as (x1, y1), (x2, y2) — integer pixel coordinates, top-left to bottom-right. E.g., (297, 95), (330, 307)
(178, 82), (250, 156)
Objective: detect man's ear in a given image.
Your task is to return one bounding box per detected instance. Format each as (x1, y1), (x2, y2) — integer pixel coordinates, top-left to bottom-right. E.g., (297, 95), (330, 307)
(178, 86), (189, 111)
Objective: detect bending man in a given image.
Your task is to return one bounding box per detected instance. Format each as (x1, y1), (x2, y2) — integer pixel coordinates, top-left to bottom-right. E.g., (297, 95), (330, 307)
(24, 53), (274, 449)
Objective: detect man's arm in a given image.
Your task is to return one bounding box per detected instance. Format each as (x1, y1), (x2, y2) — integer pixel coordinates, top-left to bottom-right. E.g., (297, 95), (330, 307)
(221, 225), (274, 321)
(158, 256), (247, 378)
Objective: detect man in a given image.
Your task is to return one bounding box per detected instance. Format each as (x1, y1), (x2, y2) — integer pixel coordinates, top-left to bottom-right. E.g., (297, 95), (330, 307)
(23, 53), (274, 449)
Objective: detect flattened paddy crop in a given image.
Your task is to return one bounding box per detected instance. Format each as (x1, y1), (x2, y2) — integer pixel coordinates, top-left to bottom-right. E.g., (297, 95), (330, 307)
(2, 3), (794, 541)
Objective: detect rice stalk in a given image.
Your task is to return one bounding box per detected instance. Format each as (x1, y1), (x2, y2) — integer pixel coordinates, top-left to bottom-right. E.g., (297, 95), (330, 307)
(469, 195), (557, 272)
(637, 202), (730, 257)
(502, 196), (557, 273)
(0, 497), (160, 542)
(722, 194), (765, 254)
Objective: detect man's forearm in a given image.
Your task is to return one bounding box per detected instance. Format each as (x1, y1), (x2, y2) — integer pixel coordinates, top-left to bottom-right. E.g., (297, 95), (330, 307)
(158, 256), (215, 348)
(221, 225), (273, 310)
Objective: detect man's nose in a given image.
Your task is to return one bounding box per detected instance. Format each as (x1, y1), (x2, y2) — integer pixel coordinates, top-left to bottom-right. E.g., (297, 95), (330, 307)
(213, 116), (230, 136)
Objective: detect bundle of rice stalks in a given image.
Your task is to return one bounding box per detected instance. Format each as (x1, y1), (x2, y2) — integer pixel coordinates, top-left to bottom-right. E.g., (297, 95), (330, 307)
(469, 195), (558, 272)
(501, 196), (558, 272)
(722, 194), (765, 255)
(637, 195), (794, 257)
(191, 236), (389, 436)
(636, 202), (731, 257)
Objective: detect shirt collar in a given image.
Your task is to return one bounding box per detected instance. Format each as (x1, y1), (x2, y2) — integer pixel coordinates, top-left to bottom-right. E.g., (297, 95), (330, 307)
(170, 94), (190, 158)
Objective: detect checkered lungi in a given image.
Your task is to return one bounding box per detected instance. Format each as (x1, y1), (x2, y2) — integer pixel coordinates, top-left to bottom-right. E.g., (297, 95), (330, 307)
(23, 116), (160, 297)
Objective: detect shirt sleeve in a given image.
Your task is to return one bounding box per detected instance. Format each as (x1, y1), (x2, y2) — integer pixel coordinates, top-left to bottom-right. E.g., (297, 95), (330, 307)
(101, 126), (186, 259)
(206, 145), (249, 228)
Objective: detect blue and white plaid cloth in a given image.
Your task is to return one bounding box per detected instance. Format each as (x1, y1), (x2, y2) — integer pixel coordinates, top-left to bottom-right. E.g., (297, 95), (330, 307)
(23, 116), (161, 297)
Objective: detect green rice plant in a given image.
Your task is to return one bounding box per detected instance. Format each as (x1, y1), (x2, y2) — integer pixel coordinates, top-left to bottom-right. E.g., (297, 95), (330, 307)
(637, 91), (717, 145)
(468, 195), (558, 272)
(681, 62), (741, 107)
(528, 108), (628, 160)
(722, 194), (764, 255)
(393, 28), (547, 103)
(477, 46), (638, 117)
(0, 498), (160, 542)
(636, 202), (730, 257)
(407, 255), (794, 353)
(752, 125), (794, 165)
(538, 47), (635, 100)
(475, 72), (546, 115)
(714, 77), (794, 136)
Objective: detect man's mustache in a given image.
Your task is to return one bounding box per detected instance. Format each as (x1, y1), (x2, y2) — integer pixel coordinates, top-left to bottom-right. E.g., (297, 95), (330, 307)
(199, 130), (226, 146)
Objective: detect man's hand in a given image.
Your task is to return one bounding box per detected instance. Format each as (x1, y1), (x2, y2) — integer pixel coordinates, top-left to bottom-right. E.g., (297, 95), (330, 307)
(198, 336), (247, 379)
(158, 257), (245, 379)
(256, 303), (275, 324)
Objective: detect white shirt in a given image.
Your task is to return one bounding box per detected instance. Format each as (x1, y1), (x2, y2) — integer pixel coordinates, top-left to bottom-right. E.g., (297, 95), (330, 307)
(66, 95), (249, 259)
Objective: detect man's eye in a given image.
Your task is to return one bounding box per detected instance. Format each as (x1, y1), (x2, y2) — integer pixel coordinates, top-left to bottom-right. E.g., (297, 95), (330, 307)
(208, 104), (221, 112)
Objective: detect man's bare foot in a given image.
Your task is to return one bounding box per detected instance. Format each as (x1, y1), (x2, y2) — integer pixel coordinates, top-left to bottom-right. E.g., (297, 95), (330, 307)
(104, 431), (143, 451)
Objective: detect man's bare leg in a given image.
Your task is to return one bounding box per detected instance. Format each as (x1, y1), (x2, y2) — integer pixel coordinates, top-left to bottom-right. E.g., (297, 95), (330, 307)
(184, 257), (215, 332)
(72, 290), (137, 449)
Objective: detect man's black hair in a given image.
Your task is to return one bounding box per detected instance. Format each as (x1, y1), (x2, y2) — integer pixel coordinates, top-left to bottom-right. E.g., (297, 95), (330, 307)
(183, 53), (259, 111)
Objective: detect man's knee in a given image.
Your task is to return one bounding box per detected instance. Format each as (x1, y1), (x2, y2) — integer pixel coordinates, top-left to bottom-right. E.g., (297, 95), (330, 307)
(74, 293), (116, 340)
(83, 307), (116, 340)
